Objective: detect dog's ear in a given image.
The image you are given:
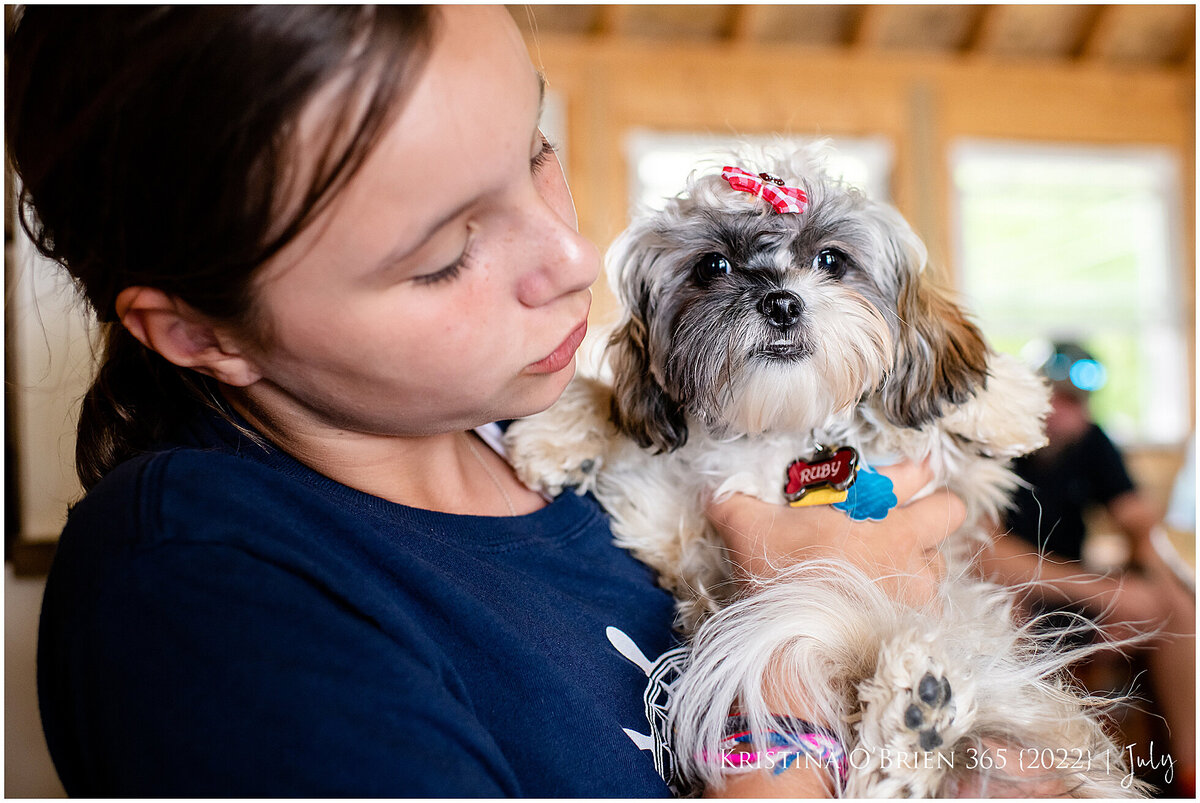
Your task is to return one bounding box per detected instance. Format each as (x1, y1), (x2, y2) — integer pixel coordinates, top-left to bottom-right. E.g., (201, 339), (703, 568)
(881, 276), (989, 429)
(604, 220), (689, 452)
(870, 213), (988, 428)
(607, 303), (689, 453)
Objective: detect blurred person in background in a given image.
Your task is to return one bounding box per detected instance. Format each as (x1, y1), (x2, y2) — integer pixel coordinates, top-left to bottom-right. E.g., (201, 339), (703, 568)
(982, 341), (1195, 797)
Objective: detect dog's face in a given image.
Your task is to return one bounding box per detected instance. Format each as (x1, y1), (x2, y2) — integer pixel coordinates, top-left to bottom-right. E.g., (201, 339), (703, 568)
(607, 147), (988, 452)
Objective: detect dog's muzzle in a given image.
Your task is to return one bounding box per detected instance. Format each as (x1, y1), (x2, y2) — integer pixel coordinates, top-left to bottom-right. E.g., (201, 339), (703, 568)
(752, 289), (811, 361)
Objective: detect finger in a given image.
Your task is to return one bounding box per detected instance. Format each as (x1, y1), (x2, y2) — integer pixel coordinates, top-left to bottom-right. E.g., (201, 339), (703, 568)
(888, 489), (967, 550)
(707, 493), (796, 567)
(710, 486), (964, 557)
(874, 459), (936, 506)
(706, 493), (774, 550)
(709, 492), (854, 542)
(705, 491), (759, 524)
(708, 494), (868, 575)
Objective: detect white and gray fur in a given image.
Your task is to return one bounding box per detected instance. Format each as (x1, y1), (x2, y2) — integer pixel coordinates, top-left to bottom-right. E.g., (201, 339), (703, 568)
(505, 144), (1146, 797)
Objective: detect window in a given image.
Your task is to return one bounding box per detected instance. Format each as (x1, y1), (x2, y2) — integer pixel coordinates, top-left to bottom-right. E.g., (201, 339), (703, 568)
(626, 131), (893, 211)
(952, 142), (1188, 445)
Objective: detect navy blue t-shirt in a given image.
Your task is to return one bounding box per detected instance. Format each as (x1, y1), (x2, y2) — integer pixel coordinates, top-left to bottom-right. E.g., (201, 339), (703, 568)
(38, 412), (683, 796)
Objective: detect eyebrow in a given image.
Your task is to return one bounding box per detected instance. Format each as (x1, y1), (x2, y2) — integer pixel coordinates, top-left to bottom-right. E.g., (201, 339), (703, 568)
(373, 72), (548, 276)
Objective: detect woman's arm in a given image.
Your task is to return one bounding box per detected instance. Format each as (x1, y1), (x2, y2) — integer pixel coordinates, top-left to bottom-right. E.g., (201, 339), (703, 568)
(980, 527), (1169, 637)
(703, 761), (835, 798)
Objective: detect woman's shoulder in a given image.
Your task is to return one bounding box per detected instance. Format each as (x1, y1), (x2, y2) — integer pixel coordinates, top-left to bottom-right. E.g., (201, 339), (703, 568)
(64, 444), (322, 552)
(49, 443), (462, 676)
(41, 445), (525, 797)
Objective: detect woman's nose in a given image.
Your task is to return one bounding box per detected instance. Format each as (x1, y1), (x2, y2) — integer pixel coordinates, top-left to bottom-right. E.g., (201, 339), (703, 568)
(516, 180), (601, 308)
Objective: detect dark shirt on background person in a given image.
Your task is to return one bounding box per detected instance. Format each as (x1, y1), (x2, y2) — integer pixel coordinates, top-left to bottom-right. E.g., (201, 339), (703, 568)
(1005, 422), (1135, 562)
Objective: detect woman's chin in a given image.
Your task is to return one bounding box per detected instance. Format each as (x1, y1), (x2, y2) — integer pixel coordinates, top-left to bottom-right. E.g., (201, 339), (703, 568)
(512, 359), (578, 419)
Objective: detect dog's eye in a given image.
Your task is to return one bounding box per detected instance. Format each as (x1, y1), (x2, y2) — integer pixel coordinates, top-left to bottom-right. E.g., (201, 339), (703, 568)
(813, 248), (848, 278)
(695, 253), (732, 282)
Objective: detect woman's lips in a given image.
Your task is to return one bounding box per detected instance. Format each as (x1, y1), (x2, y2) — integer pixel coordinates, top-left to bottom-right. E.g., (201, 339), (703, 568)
(525, 319), (588, 375)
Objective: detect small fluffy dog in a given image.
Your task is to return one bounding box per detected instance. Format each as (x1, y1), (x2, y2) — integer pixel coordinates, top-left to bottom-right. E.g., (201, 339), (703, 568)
(506, 145), (1144, 797)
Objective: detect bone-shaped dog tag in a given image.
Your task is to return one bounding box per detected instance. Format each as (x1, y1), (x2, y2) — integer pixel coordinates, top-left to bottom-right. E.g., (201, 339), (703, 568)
(784, 446), (858, 507)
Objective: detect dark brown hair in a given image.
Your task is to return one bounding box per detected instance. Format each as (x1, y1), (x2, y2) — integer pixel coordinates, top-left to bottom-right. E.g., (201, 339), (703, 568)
(6, 5), (434, 488)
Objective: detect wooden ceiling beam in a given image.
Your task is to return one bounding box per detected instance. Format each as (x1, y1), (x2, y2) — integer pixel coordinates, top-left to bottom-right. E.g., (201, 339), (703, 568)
(960, 4), (996, 55)
(1179, 12), (1196, 67)
(1073, 4), (1114, 60)
(593, 5), (630, 38)
(847, 4), (882, 49)
(726, 4), (765, 44)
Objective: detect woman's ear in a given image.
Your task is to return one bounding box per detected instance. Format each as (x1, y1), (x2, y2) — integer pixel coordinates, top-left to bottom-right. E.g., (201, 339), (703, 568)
(114, 286), (262, 387)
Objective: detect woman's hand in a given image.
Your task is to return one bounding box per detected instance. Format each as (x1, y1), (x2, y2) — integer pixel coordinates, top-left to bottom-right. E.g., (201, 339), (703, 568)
(707, 461), (966, 605)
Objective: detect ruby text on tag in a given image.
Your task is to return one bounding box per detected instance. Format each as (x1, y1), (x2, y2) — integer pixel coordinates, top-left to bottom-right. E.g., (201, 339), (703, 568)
(784, 446), (858, 502)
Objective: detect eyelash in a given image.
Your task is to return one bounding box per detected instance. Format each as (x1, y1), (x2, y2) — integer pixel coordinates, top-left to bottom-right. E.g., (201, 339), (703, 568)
(414, 139), (559, 287)
(531, 137), (558, 172)
(413, 250), (473, 286)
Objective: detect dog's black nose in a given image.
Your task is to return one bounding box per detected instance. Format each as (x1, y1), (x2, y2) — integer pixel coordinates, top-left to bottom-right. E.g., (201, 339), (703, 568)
(758, 290), (803, 329)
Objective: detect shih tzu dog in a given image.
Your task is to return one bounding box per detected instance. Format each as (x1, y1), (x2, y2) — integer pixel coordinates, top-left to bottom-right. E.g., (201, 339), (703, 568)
(505, 144), (1144, 797)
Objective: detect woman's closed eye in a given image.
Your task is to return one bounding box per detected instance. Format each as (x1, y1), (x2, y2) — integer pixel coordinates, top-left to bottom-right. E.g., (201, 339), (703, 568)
(413, 224), (477, 286)
(414, 139), (556, 287)
(412, 250), (473, 286)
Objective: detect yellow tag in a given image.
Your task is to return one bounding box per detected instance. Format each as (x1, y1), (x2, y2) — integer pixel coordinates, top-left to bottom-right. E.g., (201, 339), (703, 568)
(787, 486), (849, 507)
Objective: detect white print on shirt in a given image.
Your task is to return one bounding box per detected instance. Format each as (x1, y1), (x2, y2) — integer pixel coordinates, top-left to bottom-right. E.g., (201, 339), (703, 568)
(606, 626), (689, 790)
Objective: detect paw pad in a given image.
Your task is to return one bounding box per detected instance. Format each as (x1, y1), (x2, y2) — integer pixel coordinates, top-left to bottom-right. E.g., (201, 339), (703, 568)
(905, 671), (953, 751)
(918, 672), (951, 706)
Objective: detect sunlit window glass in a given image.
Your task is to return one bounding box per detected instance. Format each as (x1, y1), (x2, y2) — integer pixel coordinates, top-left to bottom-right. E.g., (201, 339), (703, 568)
(952, 142), (1187, 445)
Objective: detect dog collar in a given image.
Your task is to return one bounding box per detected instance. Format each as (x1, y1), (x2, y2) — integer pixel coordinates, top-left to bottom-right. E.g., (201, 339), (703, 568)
(784, 445), (898, 521)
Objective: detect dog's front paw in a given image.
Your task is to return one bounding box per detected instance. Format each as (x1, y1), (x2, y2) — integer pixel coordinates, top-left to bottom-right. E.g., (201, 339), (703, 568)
(504, 376), (617, 496)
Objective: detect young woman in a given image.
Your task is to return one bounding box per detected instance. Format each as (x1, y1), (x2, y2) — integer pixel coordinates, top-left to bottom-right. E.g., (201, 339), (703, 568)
(9, 6), (962, 796)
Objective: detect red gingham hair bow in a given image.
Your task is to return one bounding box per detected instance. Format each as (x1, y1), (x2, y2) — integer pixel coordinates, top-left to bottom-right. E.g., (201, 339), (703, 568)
(721, 166), (808, 214)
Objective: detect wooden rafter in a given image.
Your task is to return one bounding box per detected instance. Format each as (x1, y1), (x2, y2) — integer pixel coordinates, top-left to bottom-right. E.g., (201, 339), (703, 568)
(960, 4), (996, 55)
(509, 4), (1192, 69)
(1073, 4), (1114, 60)
(1176, 9), (1197, 65)
(593, 5), (629, 38)
(726, 4), (765, 44)
(847, 4), (881, 49)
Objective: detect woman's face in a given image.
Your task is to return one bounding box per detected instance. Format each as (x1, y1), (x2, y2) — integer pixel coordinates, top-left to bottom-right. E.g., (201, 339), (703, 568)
(239, 6), (599, 437)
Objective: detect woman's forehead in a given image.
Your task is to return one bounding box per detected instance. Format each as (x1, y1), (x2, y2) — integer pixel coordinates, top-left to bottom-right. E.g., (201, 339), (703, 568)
(256, 6), (541, 284)
(346, 7), (543, 226)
